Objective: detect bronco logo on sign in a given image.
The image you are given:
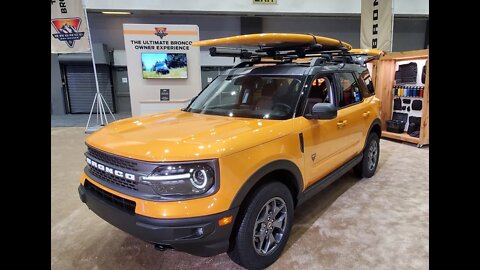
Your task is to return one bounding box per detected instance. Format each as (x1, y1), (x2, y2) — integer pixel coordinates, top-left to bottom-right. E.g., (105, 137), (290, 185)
(154, 27), (168, 39)
(51, 17), (85, 48)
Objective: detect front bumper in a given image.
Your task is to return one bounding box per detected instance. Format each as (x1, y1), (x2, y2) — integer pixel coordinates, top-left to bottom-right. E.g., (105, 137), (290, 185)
(78, 183), (238, 257)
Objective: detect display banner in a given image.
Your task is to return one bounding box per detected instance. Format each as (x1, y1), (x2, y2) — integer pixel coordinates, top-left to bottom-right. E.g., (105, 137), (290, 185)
(361, 0), (393, 52)
(51, 0), (90, 53)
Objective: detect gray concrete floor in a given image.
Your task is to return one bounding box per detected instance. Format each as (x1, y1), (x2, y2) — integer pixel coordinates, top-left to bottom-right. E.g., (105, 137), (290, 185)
(52, 127), (429, 270)
(51, 112), (131, 127)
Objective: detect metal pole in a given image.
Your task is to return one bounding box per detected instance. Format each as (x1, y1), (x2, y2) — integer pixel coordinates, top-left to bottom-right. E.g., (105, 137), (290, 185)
(83, 0), (101, 132)
(83, 0), (115, 132)
(100, 94), (108, 124)
(85, 92), (98, 129)
(100, 93), (116, 121)
(96, 92), (99, 125)
(98, 92), (104, 125)
(83, 2), (100, 96)
(96, 93), (100, 126)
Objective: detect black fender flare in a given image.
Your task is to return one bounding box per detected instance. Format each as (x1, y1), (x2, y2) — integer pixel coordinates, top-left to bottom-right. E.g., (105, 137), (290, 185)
(229, 160), (304, 209)
(364, 118), (382, 150)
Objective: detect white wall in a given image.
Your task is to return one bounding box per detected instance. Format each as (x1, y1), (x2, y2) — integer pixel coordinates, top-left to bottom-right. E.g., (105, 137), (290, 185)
(88, 13), (241, 50)
(85, 0), (428, 15)
(88, 13), (242, 66)
(393, 0), (429, 16)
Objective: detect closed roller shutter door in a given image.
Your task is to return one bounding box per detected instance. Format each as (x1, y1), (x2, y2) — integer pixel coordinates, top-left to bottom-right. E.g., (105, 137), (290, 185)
(65, 64), (115, 113)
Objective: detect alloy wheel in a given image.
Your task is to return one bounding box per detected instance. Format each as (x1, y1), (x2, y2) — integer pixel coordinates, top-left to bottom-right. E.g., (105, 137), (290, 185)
(252, 197), (288, 256)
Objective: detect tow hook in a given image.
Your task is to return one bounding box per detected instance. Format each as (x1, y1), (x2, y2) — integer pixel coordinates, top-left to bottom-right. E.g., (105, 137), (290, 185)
(154, 244), (172, 251)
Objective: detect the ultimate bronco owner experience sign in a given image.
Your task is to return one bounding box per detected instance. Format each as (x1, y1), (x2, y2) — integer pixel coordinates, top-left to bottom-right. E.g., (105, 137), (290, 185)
(123, 24), (201, 116)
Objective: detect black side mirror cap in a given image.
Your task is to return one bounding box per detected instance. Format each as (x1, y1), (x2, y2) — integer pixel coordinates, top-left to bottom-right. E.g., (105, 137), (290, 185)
(305, 103), (337, 120)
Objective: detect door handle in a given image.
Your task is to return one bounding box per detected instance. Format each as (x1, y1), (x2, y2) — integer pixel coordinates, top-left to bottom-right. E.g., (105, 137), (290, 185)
(337, 120), (347, 128)
(363, 111), (371, 118)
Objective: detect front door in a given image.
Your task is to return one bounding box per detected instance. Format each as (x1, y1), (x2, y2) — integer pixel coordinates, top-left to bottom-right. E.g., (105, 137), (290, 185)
(297, 72), (365, 188)
(296, 75), (346, 188)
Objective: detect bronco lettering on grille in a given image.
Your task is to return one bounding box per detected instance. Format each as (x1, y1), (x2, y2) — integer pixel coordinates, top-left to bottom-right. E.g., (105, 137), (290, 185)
(86, 157), (136, 181)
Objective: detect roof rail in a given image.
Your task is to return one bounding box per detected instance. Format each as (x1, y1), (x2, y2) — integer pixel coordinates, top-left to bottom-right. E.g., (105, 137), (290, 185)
(233, 61), (281, 68)
(210, 46), (380, 67)
(309, 55), (332, 66)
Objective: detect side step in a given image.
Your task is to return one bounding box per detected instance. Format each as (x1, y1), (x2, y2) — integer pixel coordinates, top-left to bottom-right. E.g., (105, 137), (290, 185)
(297, 153), (363, 205)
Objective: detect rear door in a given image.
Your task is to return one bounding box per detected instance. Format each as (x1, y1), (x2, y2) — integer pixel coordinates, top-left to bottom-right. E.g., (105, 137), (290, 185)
(355, 67), (378, 139)
(332, 72), (366, 160)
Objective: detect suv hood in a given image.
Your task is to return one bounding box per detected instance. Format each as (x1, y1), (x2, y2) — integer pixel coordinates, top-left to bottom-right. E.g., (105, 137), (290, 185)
(86, 110), (293, 162)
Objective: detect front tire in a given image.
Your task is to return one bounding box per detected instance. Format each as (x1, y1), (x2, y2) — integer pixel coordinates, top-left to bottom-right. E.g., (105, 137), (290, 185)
(228, 182), (294, 269)
(354, 132), (380, 178)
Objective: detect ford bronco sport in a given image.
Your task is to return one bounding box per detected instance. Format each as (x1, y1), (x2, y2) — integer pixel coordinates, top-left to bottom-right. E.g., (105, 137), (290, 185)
(78, 38), (382, 269)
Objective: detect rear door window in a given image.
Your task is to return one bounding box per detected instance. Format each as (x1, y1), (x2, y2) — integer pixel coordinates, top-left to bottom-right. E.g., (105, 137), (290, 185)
(335, 72), (362, 108)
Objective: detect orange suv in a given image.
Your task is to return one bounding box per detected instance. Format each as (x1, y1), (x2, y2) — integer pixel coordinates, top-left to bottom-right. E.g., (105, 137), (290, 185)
(78, 45), (381, 269)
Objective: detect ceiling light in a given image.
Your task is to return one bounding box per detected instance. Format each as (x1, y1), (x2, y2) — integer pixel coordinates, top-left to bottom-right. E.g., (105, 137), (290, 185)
(101, 11), (132, 15)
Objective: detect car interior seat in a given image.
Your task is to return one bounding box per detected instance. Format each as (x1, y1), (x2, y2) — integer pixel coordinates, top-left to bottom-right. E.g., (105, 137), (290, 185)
(255, 83), (276, 110)
(306, 79), (329, 115)
(240, 76), (260, 106)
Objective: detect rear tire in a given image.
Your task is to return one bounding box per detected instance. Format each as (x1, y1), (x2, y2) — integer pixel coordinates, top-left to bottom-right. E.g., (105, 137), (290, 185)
(227, 182), (294, 270)
(354, 133), (380, 178)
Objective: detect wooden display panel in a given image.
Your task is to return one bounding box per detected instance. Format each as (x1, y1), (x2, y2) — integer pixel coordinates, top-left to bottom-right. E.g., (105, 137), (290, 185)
(375, 49), (429, 147)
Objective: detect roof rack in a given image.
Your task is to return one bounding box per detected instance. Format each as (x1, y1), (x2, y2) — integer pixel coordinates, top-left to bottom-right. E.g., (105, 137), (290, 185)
(211, 46), (378, 68)
(209, 44), (349, 59)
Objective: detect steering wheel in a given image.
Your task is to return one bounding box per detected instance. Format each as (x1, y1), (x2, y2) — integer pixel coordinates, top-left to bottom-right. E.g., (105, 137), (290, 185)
(272, 103), (291, 113)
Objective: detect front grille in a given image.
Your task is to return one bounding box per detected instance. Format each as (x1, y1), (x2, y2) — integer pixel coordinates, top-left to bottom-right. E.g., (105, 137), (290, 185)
(84, 179), (136, 215)
(87, 146), (138, 171)
(89, 166), (138, 191)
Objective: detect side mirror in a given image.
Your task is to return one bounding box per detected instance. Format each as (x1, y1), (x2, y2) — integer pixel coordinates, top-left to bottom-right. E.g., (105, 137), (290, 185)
(305, 103), (337, 120)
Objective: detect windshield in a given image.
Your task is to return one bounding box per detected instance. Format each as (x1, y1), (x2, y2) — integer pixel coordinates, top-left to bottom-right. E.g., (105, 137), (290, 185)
(186, 74), (305, 120)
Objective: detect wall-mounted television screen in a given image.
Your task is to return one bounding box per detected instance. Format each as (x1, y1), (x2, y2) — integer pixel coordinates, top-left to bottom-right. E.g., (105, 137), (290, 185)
(141, 52), (188, 79)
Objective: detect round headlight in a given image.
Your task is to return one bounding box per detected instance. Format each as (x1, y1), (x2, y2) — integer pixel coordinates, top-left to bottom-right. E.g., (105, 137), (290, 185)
(191, 169), (208, 189)
(141, 162), (216, 196)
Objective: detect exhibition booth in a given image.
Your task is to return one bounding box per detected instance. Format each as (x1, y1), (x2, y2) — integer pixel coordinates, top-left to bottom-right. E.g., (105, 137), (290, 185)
(51, 1), (429, 269)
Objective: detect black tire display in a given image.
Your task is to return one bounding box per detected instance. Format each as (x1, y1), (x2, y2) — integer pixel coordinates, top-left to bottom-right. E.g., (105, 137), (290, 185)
(227, 182), (294, 269)
(354, 133), (380, 178)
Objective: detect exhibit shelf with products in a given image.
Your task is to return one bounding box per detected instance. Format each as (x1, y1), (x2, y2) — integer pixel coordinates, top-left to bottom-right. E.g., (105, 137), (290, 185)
(375, 49), (429, 147)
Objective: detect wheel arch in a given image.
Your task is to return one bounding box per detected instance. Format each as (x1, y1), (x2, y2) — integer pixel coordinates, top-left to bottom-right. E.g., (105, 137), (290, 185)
(365, 118), (381, 149)
(229, 160), (304, 210)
